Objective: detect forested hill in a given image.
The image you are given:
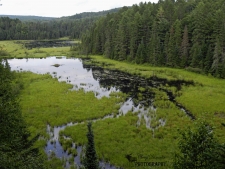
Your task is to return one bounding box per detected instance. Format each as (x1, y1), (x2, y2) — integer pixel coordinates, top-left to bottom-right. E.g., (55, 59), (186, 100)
(0, 15), (56, 21)
(81, 0), (225, 78)
(0, 16), (95, 40)
(0, 8), (120, 21)
(0, 8), (121, 40)
(62, 8), (121, 20)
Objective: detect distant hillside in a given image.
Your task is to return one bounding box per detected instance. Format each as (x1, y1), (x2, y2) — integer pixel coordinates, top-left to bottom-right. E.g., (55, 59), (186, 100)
(0, 8), (121, 22)
(0, 7), (123, 40)
(0, 15), (56, 21)
(61, 8), (121, 20)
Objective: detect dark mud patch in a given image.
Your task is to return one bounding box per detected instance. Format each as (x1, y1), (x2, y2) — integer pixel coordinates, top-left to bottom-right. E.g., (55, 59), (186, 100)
(214, 112), (225, 118)
(83, 64), (195, 119)
(52, 64), (63, 67)
(22, 40), (75, 49)
(161, 89), (195, 120)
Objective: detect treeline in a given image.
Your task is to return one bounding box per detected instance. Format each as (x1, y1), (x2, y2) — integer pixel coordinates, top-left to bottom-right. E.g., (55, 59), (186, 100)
(81, 0), (225, 78)
(0, 17), (95, 40)
(0, 15), (56, 21)
(0, 8), (121, 41)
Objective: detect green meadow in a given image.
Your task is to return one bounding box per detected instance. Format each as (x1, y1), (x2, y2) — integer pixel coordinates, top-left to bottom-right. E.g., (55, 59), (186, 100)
(0, 40), (78, 58)
(16, 72), (125, 137)
(2, 41), (225, 168)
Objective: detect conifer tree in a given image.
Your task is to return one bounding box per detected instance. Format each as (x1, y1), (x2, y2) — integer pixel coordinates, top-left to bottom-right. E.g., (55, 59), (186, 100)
(203, 44), (213, 74)
(148, 21), (160, 65)
(83, 122), (99, 169)
(167, 26), (176, 67)
(180, 25), (189, 67)
(136, 38), (146, 64)
(212, 38), (223, 77)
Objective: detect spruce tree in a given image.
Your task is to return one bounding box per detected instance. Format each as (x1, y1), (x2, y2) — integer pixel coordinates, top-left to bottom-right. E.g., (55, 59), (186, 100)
(83, 122), (99, 169)
(180, 25), (189, 67)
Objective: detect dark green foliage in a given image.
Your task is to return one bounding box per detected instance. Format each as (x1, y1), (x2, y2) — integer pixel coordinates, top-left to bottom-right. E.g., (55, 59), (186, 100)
(0, 8), (121, 40)
(180, 25), (189, 67)
(0, 58), (44, 169)
(0, 17), (94, 40)
(81, 0), (225, 78)
(173, 121), (225, 169)
(83, 122), (99, 169)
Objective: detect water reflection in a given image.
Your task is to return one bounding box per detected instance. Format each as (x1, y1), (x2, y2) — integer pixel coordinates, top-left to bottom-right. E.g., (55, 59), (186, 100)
(8, 57), (119, 98)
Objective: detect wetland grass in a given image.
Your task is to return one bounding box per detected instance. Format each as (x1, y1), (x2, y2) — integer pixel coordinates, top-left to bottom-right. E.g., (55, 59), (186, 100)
(4, 40), (225, 168)
(60, 111), (191, 169)
(17, 72), (126, 138)
(0, 41), (71, 58)
(78, 55), (225, 140)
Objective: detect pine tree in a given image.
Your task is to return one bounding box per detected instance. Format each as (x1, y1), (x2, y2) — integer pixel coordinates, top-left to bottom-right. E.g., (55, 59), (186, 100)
(203, 44), (213, 74)
(83, 122), (99, 169)
(180, 25), (189, 67)
(167, 26), (176, 67)
(148, 21), (160, 65)
(173, 20), (182, 67)
(212, 38), (223, 77)
(135, 38), (146, 64)
(190, 42), (202, 68)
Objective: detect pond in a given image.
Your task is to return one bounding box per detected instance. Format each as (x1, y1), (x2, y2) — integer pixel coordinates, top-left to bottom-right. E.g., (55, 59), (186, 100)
(9, 57), (118, 98)
(8, 56), (194, 168)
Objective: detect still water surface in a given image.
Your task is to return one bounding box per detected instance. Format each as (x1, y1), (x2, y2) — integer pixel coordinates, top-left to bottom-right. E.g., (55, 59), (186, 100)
(9, 57), (118, 98)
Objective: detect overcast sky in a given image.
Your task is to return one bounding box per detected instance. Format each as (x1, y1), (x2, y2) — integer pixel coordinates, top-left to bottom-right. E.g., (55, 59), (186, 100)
(0, 0), (158, 17)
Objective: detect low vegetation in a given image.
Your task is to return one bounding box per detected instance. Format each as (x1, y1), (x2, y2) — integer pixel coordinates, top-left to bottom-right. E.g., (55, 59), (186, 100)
(0, 41), (72, 58)
(17, 71), (125, 138)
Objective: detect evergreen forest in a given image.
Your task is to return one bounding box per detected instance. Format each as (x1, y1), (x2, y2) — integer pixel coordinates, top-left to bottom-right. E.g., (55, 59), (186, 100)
(81, 0), (225, 78)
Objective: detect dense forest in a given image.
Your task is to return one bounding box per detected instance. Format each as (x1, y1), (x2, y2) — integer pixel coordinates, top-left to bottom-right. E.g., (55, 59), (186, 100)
(0, 8), (120, 40)
(0, 16), (95, 40)
(81, 0), (225, 78)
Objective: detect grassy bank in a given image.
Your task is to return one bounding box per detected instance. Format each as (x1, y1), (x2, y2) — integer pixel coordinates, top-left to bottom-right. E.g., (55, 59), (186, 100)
(0, 40), (77, 58)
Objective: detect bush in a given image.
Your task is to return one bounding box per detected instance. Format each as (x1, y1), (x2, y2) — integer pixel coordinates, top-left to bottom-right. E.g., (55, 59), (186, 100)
(173, 121), (224, 169)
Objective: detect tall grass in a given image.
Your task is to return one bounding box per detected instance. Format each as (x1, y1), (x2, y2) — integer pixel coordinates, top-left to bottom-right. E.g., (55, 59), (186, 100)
(17, 72), (126, 138)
